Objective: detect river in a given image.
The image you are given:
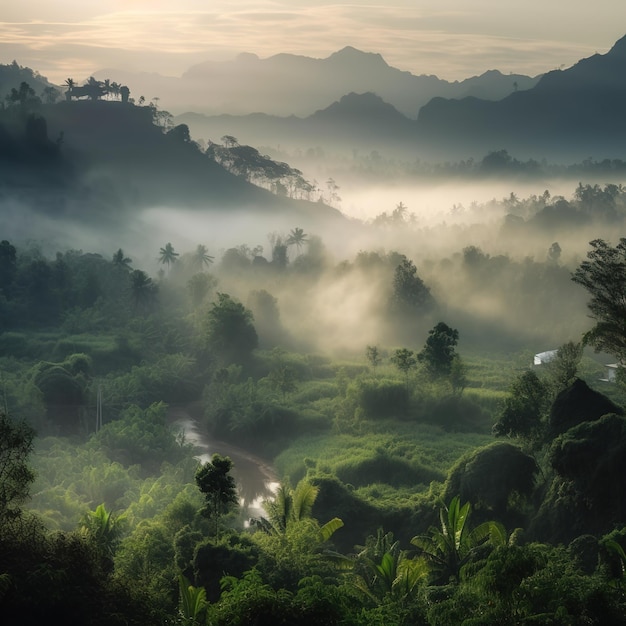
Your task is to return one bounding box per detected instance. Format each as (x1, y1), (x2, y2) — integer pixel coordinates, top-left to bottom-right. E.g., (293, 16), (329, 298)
(169, 409), (279, 522)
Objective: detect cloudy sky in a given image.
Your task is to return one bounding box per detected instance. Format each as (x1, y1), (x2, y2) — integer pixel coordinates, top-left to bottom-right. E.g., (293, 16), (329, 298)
(2, 1), (625, 84)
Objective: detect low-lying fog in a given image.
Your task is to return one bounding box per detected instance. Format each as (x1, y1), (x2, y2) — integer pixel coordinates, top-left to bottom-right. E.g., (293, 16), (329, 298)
(338, 179), (576, 224)
(4, 173), (618, 357)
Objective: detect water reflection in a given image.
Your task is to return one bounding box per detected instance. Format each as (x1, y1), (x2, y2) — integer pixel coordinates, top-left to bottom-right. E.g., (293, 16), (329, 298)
(172, 416), (279, 520)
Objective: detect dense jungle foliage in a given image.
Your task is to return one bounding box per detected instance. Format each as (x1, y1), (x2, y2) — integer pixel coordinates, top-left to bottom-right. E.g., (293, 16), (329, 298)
(2, 221), (626, 625)
(3, 71), (626, 625)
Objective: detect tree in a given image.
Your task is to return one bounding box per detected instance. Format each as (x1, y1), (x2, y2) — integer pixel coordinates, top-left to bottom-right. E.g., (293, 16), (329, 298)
(129, 270), (158, 314)
(391, 257), (435, 316)
(112, 248), (132, 271)
(84, 76), (105, 100)
(6, 81), (40, 109)
(449, 355), (468, 395)
(492, 370), (549, 444)
(544, 341), (583, 392)
(191, 244), (214, 271)
(411, 496), (507, 584)
(41, 86), (60, 104)
(158, 242), (180, 270)
(79, 503), (125, 573)
(195, 453), (239, 537)
(417, 322), (460, 380)
(252, 478), (343, 542)
(286, 227), (308, 254)
(187, 273), (217, 308)
(270, 236), (288, 270)
(548, 241), (562, 264)
(205, 293), (258, 365)
(571, 238), (626, 363)
(351, 529), (427, 604)
(365, 345), (382, 368)
(391, 348), (417, 389)
(110, 81), (121, 100)
(0, 410), (35, 525)
(325, 177), (341, 206)
(267, 365), (297, 399)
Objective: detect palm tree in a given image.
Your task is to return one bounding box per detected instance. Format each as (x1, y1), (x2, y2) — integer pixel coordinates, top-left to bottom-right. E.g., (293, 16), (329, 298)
(130, 269), (157, 313)
(286, 227), (308, 254)
(192, 244), (214, 271)
(112, 248), (132, 271)
(158, 242), (179, 270)
(411, 495), (507, 583)
(63, 78), (75, 101)
(252, 478), (343, 540)
(110, 82), (121, 100)
(85, 76), (104, 100)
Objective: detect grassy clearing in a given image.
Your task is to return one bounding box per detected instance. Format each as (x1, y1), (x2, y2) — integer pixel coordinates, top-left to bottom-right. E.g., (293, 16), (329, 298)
(274, 422), (493, 490)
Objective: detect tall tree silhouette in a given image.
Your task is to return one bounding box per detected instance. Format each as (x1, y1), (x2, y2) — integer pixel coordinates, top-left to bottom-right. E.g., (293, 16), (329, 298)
(130, 270), (157, 313)
(112, 248), (132, 272)
(63, 78), (75, 101)
(286, 227), (308, 254)
(158, 242), (179, 271)
(192, 244), (214, 271)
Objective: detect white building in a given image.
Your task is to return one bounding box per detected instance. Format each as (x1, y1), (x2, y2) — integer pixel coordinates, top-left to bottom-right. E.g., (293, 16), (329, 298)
(533, 350), (558, 366)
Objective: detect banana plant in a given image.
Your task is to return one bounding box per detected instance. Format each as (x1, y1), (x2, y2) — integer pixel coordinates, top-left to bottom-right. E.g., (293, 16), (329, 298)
(178, 574), (207, 626)
(252, 478), (342, 541)
(411, 495), (507, 583)
(79, 503), (125, 560)
(351, 529), (428, 603)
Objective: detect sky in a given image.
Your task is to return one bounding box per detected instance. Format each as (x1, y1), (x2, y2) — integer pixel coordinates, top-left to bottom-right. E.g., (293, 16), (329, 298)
(1, 1), (626, 85)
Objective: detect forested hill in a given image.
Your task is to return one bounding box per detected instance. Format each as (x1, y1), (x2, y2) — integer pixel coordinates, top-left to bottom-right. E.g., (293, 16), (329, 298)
(415, 33), (626, 161)
(0, 94), (346, 231)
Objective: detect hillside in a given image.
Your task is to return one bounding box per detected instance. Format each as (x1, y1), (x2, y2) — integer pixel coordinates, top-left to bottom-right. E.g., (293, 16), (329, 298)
(415, 34), (626, 161)
(0, 98), (348, 248)
(176, 92), (420, 156)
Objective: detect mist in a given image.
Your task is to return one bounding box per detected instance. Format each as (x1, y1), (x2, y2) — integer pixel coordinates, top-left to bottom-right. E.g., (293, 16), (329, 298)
(2, 164), (615, 361)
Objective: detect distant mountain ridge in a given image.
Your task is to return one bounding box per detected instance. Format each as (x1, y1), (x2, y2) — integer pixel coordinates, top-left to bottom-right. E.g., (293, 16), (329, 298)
(94, 46), (538, 117)
(176, 92), (420, 155)
(415, 33), (626, 161)
(174, 33), (626, 164)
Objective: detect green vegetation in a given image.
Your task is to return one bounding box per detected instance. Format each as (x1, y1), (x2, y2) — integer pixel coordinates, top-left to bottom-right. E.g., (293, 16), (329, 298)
(1, 219), (626, 624)
(2, 80), (626, 622)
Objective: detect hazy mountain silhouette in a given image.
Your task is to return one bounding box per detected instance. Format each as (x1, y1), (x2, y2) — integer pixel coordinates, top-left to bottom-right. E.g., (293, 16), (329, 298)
(415, 34), (626, 161)
(94, 46), (537, 117)
(0, 61), (59, 102)
(176, 92), (419, 155)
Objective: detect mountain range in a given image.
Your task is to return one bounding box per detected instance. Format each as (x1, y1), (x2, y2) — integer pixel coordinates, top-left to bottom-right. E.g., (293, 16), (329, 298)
(2, 31), (626, 254)
(174, 34), (626, 164)
(94, 46), (537, 118)
(415, 33), (626, 161)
